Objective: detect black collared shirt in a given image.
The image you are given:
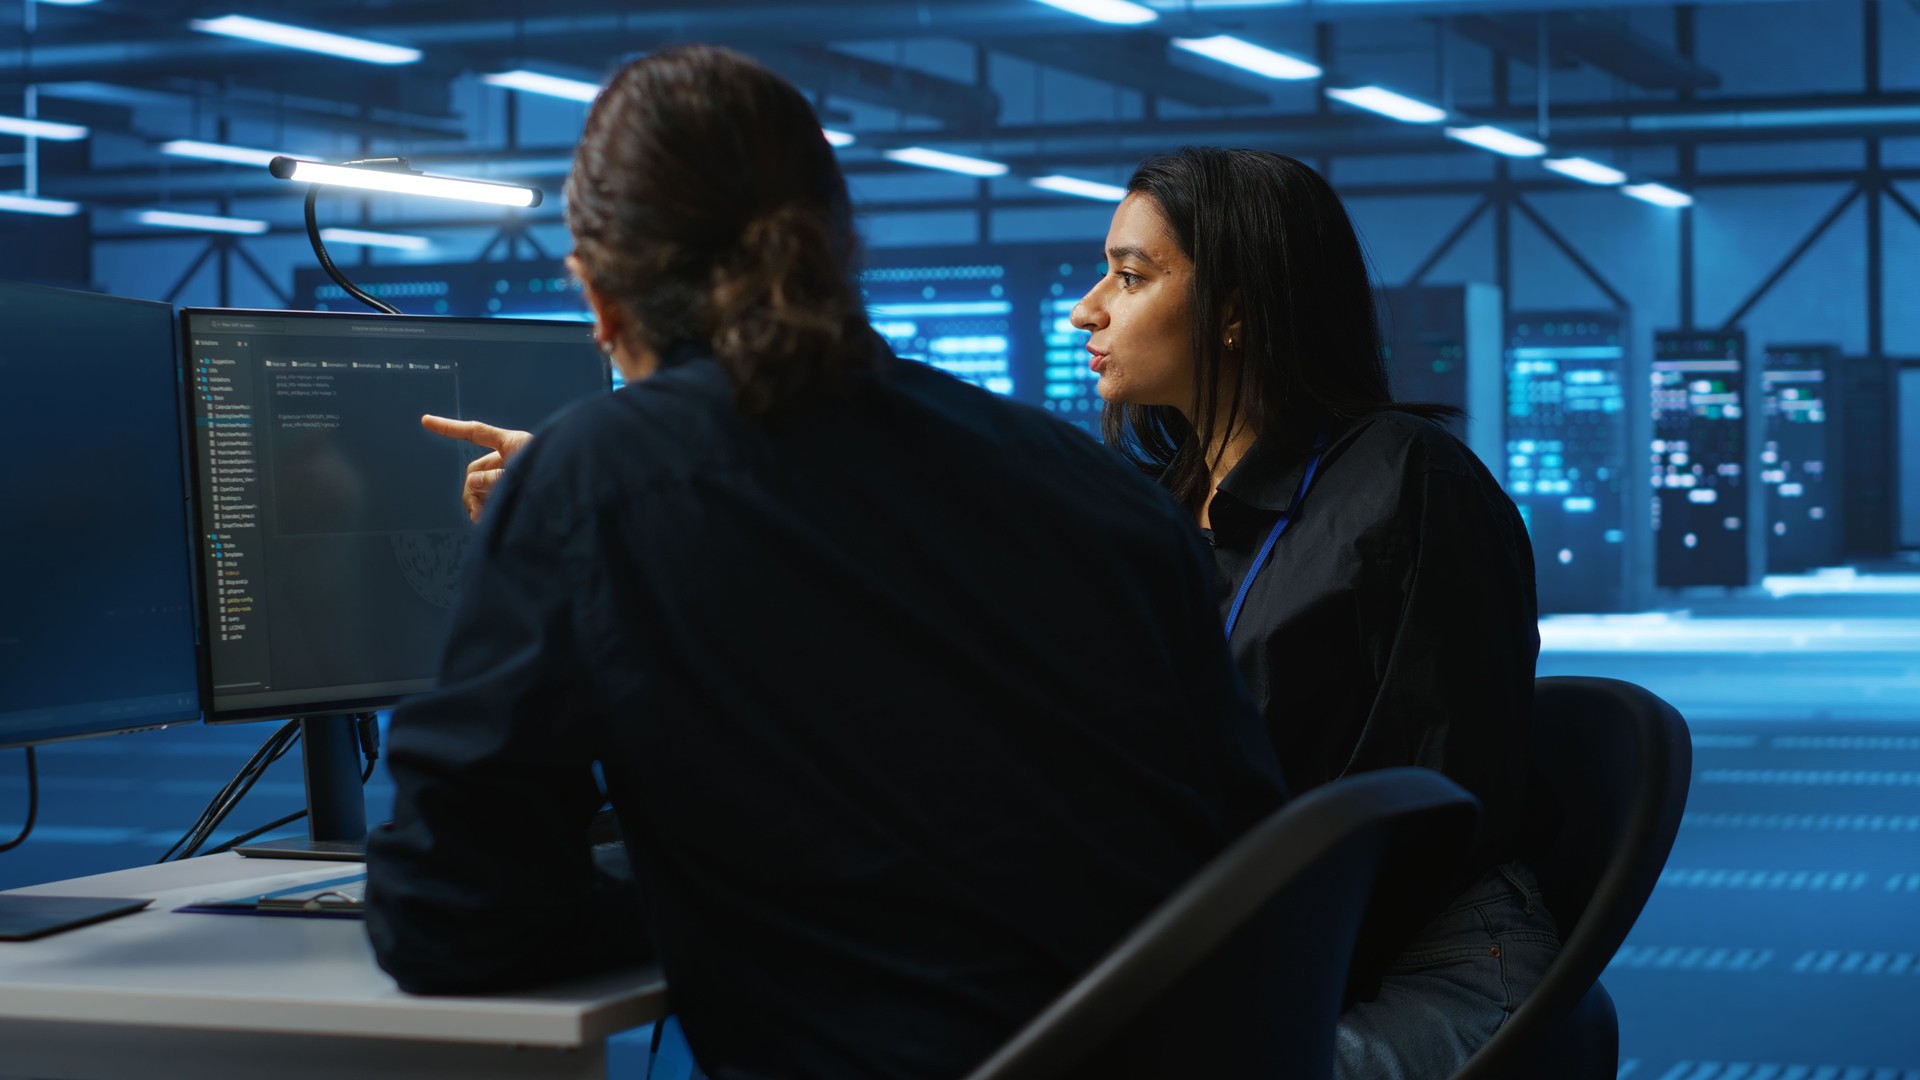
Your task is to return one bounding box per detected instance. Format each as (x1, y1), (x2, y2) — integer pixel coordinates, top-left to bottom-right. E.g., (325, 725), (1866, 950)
(1201, 411), (1541, 875)
(365, 341), (1286, 1079)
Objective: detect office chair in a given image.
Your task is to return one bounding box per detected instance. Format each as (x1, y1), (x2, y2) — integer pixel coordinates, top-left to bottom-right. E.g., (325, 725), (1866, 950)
(1448, 676), (1693, 1080)
(964, 767), (1481, 1080)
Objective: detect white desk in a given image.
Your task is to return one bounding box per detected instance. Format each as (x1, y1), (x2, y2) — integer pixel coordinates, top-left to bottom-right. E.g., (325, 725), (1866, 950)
(0, 854), (668, 1080)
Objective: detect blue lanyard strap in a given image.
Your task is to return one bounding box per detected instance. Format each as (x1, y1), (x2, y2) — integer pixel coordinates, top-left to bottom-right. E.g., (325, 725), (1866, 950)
(1223, 436), (1329, 642)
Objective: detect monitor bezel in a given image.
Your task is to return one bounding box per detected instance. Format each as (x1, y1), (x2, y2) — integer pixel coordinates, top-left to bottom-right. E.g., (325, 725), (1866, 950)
(177, 306), (610, 724)
(0, 280), (204, 750)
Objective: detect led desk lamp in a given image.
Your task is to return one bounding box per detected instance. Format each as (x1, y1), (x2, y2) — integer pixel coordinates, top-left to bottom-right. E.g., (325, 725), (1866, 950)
(268, 155), (543, 316)
(212, 159), (548, 860)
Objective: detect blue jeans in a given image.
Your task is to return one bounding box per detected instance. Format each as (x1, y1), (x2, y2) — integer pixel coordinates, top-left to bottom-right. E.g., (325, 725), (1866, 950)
(1335, 861), (1563, 1080)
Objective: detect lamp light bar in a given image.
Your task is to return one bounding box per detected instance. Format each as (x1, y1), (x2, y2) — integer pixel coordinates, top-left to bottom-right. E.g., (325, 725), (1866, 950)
(161, 140), (283, 167)
(135, 209), (269, 234)
(190, 15), (421, 65)
(822, 128), (856, 148)
(0, 115), (88, 141)
(1030, 0), (1157, 25)
(882, 147), (1009, 178)
(1543, 157), (1628, 186)
(1031, 175), (1128, 202)
(319, 227), (431, 251)
(31, 1), (101, 7)
(269, 157), (544, 208)
(1171, 36), (1322, 81)
(1623, 182), (1694, 208)
(1324, 86), (1447, 124)
(1444, 125), (1547, 158)
(0, 193), (81, 216)
(480, 70), (599, 103)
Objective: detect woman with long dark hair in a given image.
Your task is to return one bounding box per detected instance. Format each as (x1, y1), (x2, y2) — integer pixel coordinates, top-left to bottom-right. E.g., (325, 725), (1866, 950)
(366, 49), (1287, 1079)
(1071, 147), (1558, 1077)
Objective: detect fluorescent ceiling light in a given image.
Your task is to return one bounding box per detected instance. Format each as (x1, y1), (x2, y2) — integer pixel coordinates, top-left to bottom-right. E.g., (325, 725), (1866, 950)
(1170, 36), (1321, 80)
(0, 193), (81, 216)
(269, 157), (543, 208)
(0, 115), (88, 141)
(1031, 175), (1127, 202)
(1543, 157), (1628, 186)
(1325, 85), (1447, 124)
(31, 1), (101, 6)
(882, 147), (1009, 177)
(319, 227), (431, 251)
(1030, 0), (1157, 25)
(160, 140), (283, 167)
(135, 209), (269, 235)
(1445, 125), (1546, 157)
(480, 70), (599, 103)
(1623, 182), (1694, 208)
(822, 128), (856, 148)
(190, 15), (421, 65)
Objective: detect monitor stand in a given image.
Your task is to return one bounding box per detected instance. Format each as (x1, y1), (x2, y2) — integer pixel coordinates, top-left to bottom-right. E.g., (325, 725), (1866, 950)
(234, 715), (368, 862)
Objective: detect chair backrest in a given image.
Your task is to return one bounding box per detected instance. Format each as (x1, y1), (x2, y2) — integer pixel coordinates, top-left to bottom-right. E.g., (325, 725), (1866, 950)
(964, 768), (1481, 1080)
(1450, 676), (1692, 1080)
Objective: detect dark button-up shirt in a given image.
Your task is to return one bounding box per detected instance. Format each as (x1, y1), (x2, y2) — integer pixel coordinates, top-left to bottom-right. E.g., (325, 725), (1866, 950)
(365, 342), (1286, 1079)
(1201, 411), (1541, 875)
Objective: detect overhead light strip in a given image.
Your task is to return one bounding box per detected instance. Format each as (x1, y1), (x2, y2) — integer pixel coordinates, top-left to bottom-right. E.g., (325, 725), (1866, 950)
(480, 70), (599, 103)
(318, 227), (432, 251)
(190, 15), (421, 65)
(883, 147), (1009, 178)
(1029, 0), (1157, 25)
(1324, 85), (1447, 124)
(1623, 182), (1694, 208)
(0, 193), (81, 216)
(135, 209), (269, 234)
(1030, 175), (1128, 202)
(1171, 36), (1321, 80)
(1543, 157), (1628, 186)
(160, 140), (284, 167)
(1444, 125), (1546, 158)
(0, 115), (88, 141)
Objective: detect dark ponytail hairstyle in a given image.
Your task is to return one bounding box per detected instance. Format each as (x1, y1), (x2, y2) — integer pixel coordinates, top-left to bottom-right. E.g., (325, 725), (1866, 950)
(565, 45), (872, 416)
(1103, 148), (1458, 513)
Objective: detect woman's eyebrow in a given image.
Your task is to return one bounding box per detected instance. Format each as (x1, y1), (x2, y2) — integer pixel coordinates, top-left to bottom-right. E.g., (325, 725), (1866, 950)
(1104, 245), (1161, 271)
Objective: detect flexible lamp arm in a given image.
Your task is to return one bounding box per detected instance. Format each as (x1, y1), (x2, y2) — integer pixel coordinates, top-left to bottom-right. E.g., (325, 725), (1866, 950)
(304, 178), (399, 316)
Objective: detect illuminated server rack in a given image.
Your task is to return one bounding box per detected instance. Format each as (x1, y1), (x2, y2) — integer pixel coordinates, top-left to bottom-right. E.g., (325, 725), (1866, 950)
(1760, 344), (1840, 572)
(297, 260), (585, 320)
(1505, 312), (1647, 613)
(1650, 330), (1759, 588)
(1037, 256), (1102, 437)
(859, 257), (1017, 398)
(1377, 285), (1504, 469)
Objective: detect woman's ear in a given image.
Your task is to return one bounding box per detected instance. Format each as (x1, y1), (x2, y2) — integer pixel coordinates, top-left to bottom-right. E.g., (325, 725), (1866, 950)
(566, 254), (625, 352)
(1221, 290), (1245, 351)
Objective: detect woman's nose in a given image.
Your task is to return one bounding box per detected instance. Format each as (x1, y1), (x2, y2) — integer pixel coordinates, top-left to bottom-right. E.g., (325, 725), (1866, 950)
(1070, 290), (1103, 333)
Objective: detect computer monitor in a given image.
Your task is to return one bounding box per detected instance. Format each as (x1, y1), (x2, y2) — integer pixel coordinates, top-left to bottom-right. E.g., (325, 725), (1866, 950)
(179, 309), (610, 723)
(0, 281), (200, 749)
(0, 280), (199, 938)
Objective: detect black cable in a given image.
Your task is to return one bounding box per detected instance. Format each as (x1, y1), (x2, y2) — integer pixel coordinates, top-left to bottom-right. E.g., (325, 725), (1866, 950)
(159, 720), (299, 863)
(203, 808), (306, 857)
(180, 726), (303, 860)
(304, 185), (400, 315)
(200, 713), (380, 857)
(0, 748), (37, 854)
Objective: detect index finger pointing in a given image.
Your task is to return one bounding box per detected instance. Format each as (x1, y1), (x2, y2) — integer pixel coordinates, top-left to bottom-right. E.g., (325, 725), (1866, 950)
(421, 414), (513, 451)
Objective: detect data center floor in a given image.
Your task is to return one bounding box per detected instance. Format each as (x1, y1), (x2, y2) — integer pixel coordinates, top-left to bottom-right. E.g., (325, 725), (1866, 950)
(3, 572), (1918, 1077)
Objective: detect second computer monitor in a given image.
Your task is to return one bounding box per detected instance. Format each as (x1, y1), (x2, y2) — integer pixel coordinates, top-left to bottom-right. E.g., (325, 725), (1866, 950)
(181, 310), (610, 721)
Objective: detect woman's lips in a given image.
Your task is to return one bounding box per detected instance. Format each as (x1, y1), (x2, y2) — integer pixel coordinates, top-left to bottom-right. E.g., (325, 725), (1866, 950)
(1088, 347), (1109, 373)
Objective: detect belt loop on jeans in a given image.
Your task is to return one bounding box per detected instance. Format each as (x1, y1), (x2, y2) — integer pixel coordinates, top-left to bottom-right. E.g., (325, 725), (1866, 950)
(1496, 862), (1535, 916)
